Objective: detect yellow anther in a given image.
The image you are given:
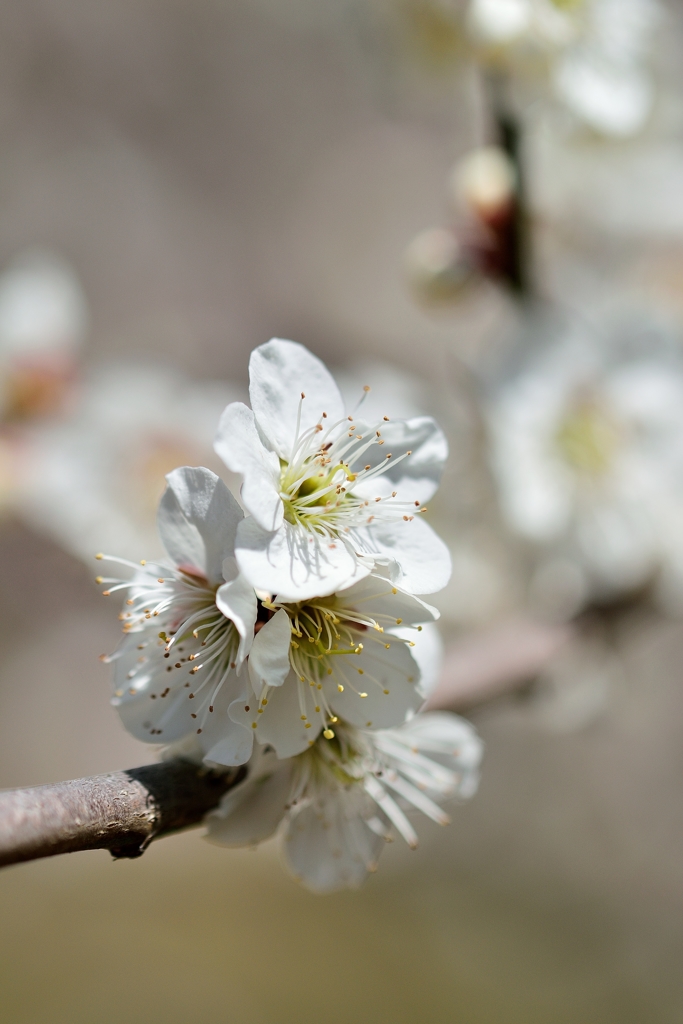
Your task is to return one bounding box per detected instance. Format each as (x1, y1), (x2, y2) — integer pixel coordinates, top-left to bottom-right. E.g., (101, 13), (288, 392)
(383, 688), (390, 694)
(251, 722), (257, 729)
(305, 722), (312, 729)
(300, 715), (307, 721)
(95, 553), (103, 560)
(359, 692), (368, 698)
(337, 684), (344, 692)
(323, 729), (335, 740)
(396, 618), (403, 624)
(140, 559), (146, 565)
(95, 576), (103, 584)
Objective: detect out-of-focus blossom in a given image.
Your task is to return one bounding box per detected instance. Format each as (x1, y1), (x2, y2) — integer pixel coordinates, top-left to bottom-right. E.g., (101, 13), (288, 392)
(18, 362), (243, 563)
(205, 713), (482, 893)
(216, 338), (450, 600)
(104, 467), (258, 765)
(0, 247), (88, 423)
(487, 315), (683, 610)
(467, 0), (659, 138)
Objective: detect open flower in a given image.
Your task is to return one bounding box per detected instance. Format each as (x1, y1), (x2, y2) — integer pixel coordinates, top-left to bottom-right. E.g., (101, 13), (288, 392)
(205, 713), (482, 893)
(102, 466), (258, 766)
(214, 338), (450, 601)
(224, 574), (440, 762)
(488, 316), (683, 608)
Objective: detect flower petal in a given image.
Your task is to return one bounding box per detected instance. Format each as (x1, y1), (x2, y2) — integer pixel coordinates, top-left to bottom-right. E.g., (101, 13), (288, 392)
(352, 516), (452, 594)
(235, 517), (371, 601)
(214, 402), (283, 532)
(336, 574), (439, 624)
(392, 621), (443, 697)
(249, 338), (345, 460)
(157, 466), (243, 583)
(248, 608), (292, 690)
(283, 798), (385, 893)
(230, 669), (323, 757)
(206, 753), (293, 846)
(327, 638), (423, 729)
(351, 416), (448, 503)
(195, 673), (254, 767)
(216, 574), (258, 669)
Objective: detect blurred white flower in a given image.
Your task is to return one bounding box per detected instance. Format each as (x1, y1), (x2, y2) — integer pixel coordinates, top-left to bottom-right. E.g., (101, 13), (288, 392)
(467, 0), (659, 138)
(215, 338), (450, 600)
(488, 316), (683, 607)
(0, 247), (88, 421)
(205, 713), (482, 893)
(104, 467), (258, 765)
(228, 575), (441, 760)
(18, 361), (243, 562)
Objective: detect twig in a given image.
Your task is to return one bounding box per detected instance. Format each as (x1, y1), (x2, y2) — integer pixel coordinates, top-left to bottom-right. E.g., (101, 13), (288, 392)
(0, 758), (245, 869)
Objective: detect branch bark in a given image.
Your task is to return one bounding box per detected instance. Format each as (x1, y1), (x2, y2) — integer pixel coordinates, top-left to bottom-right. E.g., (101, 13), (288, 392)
(0, 617), (570, 871)
(0, 758), (245, 869)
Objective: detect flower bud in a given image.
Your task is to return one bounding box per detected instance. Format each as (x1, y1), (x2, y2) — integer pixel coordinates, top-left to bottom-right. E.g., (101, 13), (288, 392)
(451, 146), (517, 226)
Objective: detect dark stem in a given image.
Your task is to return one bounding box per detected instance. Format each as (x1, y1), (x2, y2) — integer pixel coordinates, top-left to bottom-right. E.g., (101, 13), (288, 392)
(486, 72), (532, 299)
(0, 758), (245, 869)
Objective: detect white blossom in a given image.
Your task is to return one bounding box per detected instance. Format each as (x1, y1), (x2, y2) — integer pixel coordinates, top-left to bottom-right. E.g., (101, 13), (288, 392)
(19, 362), (243, 564)
(488, 317), (683, 607)
(467, 0), (659, 138)
(103, 466), (258, 766)
(205, 713), (482, 893)
(214, 338), (450, 601)
(223, 575), (441, 763)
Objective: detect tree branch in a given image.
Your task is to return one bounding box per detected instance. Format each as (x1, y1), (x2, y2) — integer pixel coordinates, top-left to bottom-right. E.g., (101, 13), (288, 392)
(0, 617), (571, 871)
(0, 758), (245, 869)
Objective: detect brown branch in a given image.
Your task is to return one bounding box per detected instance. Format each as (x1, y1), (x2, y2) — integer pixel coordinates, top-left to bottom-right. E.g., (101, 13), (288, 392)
(0, 617), (570, 871)
(0, 758), (245, 869)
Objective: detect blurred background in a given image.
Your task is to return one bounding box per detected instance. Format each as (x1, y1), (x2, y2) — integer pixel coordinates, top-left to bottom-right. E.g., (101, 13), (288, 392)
(2, 0), (683, 1020)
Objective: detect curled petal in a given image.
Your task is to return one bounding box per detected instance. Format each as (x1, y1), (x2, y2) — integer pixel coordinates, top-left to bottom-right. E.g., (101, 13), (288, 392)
(215, 574), (258, 669)
(248, 608), (292, 690)
(158, 466), (243, 583)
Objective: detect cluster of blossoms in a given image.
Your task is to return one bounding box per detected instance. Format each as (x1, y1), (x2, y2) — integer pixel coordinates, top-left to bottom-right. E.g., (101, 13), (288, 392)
(100, 339), (482, 891)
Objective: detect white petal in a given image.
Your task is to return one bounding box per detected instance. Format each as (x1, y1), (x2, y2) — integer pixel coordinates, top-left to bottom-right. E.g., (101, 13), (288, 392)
(327, 639), (423, 729)
(157, 466), (243, 584)
(351, 416), (448, 503)
(283, 798), (384, 893)
(248, 608), (292, 690)
(336, 574), (439, 624)
(230, 669), (323, 757)
(196, 674), (254, 767)
(113, 641), (202, 744)
(249, 338), (345, 460)
(205, 756), (293, 847)
(392, 621), (443, 698)
(235, 517), (371, 601)
(214, 402), (283, 532)
(215, 574), (258, 668)
(352, 516), (452, 594)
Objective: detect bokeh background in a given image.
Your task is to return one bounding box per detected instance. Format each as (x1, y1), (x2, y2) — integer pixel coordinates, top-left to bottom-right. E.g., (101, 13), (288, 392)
(2, 1), (683, 1020)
